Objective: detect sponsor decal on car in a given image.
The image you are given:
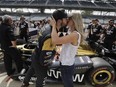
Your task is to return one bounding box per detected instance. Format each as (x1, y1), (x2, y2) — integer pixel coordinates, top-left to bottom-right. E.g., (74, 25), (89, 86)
(18, 69), (85, 83)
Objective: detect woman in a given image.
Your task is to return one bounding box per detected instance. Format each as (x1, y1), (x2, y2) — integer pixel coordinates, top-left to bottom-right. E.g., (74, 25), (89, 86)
(50, 13), (84, 87)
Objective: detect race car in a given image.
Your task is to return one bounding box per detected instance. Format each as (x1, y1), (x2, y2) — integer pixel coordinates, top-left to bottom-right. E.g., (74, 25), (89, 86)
(14, 41), (115, 87)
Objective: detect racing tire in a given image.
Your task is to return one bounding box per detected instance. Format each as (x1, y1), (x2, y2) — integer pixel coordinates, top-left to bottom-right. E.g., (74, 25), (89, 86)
(88, 57), (115, 87)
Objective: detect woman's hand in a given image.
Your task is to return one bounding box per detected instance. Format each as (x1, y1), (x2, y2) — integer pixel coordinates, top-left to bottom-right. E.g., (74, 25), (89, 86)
(49, 16), (56, 28)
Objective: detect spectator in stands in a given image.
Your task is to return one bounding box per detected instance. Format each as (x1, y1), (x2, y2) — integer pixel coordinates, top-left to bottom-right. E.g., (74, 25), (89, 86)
(19, 16), (29, 43)
(0, 15), (23, 78)
(102, 19), (116, 50)
(50, 13), (84, 87)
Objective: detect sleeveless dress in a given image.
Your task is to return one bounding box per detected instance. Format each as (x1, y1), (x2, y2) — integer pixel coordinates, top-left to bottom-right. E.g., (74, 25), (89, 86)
(59, 31), (81, 66)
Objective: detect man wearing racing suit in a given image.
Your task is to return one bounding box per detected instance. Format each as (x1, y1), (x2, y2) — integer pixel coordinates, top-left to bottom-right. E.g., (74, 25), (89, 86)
(87, 19), (103, 42)
(21, 9), (68, 87)
(103, 20), (116, 50)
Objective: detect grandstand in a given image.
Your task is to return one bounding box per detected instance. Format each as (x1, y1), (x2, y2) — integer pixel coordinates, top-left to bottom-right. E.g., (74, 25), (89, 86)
(0, 0), (116, 11)
(0, 0), (116, 25)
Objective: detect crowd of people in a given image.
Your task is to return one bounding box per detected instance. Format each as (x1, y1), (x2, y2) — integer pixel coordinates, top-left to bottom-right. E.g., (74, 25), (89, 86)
(86, 18), (116, 50)
(0, 9), (116, 87)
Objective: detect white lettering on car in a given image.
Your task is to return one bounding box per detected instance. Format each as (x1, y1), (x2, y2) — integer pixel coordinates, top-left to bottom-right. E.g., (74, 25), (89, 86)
(18, 69), (85, 83)
(47, 69), (85, 82)
(73, 74), (85, 82)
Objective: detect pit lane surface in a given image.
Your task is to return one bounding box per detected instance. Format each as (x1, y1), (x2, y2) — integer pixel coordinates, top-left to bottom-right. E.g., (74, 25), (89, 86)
(0, 73), (115, 87)
(0, 63), (116, 87)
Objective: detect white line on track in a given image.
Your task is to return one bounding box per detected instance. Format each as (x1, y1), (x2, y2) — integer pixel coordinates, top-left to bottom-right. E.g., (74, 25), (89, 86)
(0, 74), (7, 84)
(6, 79), (13, 87)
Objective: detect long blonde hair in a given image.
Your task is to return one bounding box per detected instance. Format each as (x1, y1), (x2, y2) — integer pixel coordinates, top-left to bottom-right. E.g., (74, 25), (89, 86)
(71, 13), (84, 43)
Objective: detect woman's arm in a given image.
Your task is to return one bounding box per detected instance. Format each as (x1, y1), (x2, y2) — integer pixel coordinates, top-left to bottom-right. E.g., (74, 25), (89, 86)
(51, 25), (78, 45)
(50, 17), (79, 45)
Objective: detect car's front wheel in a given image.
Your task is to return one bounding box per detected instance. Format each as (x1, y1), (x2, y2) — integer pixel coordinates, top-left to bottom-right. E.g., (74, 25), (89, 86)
(88, 57), (115, 87)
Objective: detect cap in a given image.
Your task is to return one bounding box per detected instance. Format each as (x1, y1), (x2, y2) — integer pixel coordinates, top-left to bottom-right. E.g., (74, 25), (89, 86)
(52, 9), (67, 21)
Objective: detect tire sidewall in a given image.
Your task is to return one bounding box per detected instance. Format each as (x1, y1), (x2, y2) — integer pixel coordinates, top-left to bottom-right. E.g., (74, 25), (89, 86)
(89, 66), (115, 86)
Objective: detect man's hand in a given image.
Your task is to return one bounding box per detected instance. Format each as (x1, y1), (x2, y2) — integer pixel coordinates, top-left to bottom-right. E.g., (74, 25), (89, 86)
(49, 16), (56, 28)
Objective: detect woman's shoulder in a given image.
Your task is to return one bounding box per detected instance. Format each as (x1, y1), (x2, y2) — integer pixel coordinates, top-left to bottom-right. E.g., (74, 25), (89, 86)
(72, 31), (80, 37)
(70, 31), (81, 45)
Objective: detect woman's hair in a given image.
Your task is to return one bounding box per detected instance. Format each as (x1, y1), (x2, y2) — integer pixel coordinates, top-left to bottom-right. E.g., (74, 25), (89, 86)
(71, 13), (84, 43)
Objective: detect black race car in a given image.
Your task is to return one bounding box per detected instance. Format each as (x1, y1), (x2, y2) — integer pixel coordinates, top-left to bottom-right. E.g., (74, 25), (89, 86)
(12, 41), (115, 87)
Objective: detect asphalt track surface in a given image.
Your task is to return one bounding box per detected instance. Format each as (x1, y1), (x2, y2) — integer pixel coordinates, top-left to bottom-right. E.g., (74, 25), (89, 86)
(0, 73), (116, 87)
(0, 62), (116, 87)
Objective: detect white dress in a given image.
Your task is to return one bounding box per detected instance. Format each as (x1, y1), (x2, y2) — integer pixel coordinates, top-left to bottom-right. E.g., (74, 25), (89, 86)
(59, 32), (81, 66)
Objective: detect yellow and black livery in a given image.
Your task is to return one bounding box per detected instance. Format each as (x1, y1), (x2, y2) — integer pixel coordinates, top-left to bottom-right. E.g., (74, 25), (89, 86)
(35, 27), (56, 66)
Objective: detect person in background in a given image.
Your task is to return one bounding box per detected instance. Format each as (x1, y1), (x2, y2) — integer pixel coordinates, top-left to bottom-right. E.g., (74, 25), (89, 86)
(50, 13), (84, 87)
(86, 19), (94, 41)
(86, 19), (103, 42)
(19, 16), (29, 43)
(102, 19), (116, 50)
(0, 17), (3, 25)
(0, 15), (23, 78)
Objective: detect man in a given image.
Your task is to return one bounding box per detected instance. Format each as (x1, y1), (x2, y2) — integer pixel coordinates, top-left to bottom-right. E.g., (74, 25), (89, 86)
(21, 9), (68, 87)
(87, 19), (103, 42)
(19, 16), (29, 43)
(103, 20), (116, 50)
(0, 15), (23, 77)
